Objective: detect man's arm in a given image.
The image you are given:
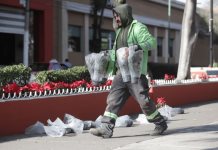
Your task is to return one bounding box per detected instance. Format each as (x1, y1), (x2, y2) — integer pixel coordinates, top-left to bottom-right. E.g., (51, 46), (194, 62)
(134, 22), (157, 51)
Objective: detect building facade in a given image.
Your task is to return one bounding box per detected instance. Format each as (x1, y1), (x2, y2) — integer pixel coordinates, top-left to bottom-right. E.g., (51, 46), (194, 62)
(53, 0), (184, 66)
(54, 0), (218, 67)
(0, 0), (53, 66)
(0, 0), (217, 67)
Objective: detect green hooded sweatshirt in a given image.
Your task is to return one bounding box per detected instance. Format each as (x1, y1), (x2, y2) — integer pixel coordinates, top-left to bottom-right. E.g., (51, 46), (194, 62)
(107, 4), (157, 76)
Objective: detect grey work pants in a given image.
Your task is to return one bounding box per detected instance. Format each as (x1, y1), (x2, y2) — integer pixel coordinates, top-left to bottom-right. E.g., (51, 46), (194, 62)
(102, 72), (159, 124)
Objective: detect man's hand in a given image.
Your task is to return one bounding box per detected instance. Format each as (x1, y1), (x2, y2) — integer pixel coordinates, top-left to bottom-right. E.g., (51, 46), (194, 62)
(128, 45), (141, 52)
(124, 47), (129, 58)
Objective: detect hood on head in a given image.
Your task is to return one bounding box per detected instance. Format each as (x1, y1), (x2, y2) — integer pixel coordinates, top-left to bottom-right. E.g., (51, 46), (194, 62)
(113, 4), (133, 27)
(112, 0), (126, 7)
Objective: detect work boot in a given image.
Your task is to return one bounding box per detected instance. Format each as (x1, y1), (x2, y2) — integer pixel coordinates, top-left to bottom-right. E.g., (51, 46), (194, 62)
(89, 123), (114, 138)
(150, 121), (168, 136)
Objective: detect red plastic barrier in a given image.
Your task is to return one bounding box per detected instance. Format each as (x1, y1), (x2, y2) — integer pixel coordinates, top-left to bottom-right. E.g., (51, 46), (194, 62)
(150, 82), (218, 106)
(0, 92), (140, 136)
(1, 82), (218, 136)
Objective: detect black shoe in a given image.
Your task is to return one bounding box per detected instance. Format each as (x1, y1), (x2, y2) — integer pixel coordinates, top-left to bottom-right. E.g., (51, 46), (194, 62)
(150, 121), (168, 136)
(89, 123), (114, 138)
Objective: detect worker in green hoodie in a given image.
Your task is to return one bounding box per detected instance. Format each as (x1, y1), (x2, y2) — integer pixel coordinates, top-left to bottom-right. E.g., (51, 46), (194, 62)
(90, 2), (167, 138)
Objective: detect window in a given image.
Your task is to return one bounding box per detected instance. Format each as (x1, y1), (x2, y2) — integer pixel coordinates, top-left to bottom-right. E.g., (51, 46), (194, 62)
(68, 25), (81, 52)
(157, 37), (163, 57)
(89, 28), (115, 51)
(106, 0), (113, 8)
(168, 38), (174, 58)
(101, 30), (115, 50)
(148, 51), (151, 56)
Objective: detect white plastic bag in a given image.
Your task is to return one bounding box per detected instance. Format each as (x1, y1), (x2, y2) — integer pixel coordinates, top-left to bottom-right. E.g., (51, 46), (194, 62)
(116, 47), (131, 82)
(116, 47), (143, 83)
(158, 105), (173, 119)
(44, 118), (67, 137)
(44, 125), (66, 137)
(135, 114), (150, 124)
(25, 121), (45, 135)
(85, 51), (109, 85)
(171, 107), (184, 115)
(83, 121), (92, 130)
(115, 115), (133, 127)
(63, 114), (84, 134)
(158, 105), (184, 120)
(128, 48), (143, 83)
(92, 115), (102, 128)
(95, 115), (103, 123)
(47, 118), (67, 127)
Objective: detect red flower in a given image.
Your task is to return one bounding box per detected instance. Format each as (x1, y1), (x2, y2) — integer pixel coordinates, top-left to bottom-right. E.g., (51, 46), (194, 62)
(68, 80), (86, 89)
(77, 80), (86, 86)
(105, 80), (112, 86)
(157, 97), (166, 105)
(164, 74), (175, 80)
(156, 97), (167, 108)
(150, 80), (155, 85)
(86, 82), (94, 88)
(199, 73), (208, 79)
(27, 82), (43, 92)
(69, 82), (77, 89)
(20, 85), (29, 92)
(2, 79), (115, 95)
(42, 82), (56, 91)
(2, 82), (20, 94)
(87, 80), (113, 88)
(53, 82), (69, 89)
(149, 87), (154, 94)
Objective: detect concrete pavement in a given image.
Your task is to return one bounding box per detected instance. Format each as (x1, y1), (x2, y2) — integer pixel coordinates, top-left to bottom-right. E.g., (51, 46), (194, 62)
(0, 100), (218, 150)
(115, 123), (218, 150)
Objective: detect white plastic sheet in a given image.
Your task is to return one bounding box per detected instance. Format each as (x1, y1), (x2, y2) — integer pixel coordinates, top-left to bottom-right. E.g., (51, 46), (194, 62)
(134, 114), (150, 125)
(63, 114), (84, 134)
(44, 125), (66, 137)
(25, 121), (45, 135)
(24, 107), (184, 137)
(158, 105), (184, 120)
(25, 114), (84, 137)
(115, 115), (133, 127)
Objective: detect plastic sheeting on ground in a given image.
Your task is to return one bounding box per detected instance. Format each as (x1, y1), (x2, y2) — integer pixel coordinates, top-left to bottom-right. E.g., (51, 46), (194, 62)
(25, 105), (184, 137)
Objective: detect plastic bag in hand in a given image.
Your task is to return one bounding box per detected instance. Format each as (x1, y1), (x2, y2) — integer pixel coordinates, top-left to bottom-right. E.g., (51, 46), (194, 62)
(116, 47), (131, 82)
(85, 53), (95, 81)
(116, 46), (143, 83)
(128, 46), (143, 83)
(85, 51), (110, 85)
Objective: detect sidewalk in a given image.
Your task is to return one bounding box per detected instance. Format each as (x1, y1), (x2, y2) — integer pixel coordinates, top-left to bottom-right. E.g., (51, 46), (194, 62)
(0, 100), (218, 150)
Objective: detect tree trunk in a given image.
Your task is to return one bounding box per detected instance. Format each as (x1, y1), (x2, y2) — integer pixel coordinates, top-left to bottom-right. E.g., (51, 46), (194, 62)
(176, 0), (198, 80)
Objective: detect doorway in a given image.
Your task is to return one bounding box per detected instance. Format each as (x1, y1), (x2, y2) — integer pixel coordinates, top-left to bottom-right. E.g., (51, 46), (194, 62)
(0, 33), (23, 65)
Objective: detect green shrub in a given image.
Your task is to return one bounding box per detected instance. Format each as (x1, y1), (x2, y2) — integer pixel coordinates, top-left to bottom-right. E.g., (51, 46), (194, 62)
(0, 65), (90, 87)
(0, 64), (31, 87)
(35, 66), (90, 84)
(213, 62), (218, 67)
(34, 71), (50, 84)
(68, 66), (90, 81)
